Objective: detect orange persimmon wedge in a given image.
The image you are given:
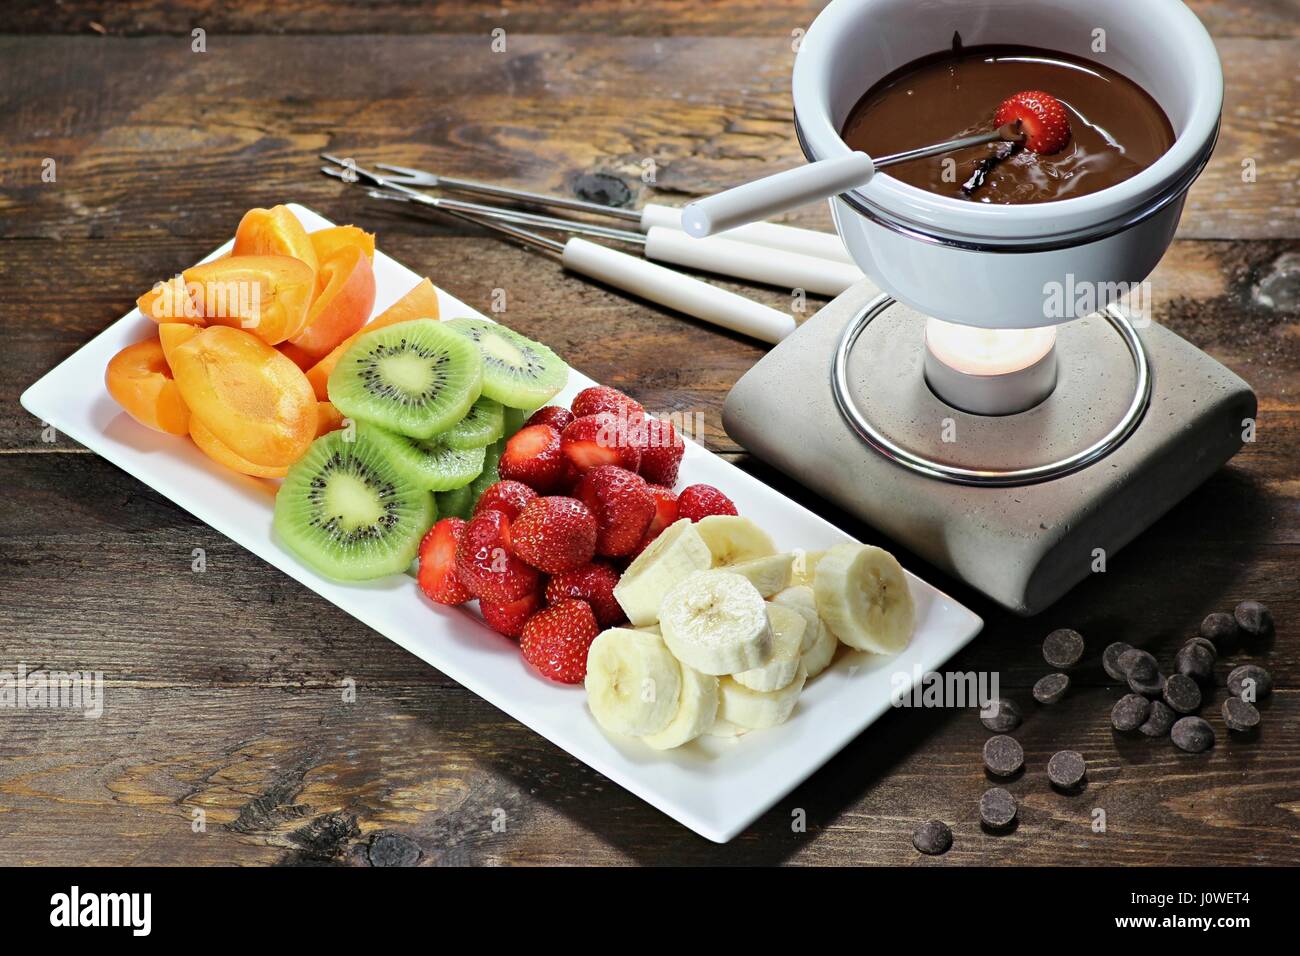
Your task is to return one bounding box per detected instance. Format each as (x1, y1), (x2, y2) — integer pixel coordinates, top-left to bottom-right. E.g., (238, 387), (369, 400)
(137, 275), (203, 325)
(182, 255), (315, 346)
(288, 245), (376, 363)
(233, 206), (319, 275)
(304, 277), (441, 400)
(316, 401), (346, 435)
(309, 225), (375, 274)
(105, 337), (192, 435)
(159, 322), (201, 366)
(168, 325), (317, 468)
(189, 417), (289, 479)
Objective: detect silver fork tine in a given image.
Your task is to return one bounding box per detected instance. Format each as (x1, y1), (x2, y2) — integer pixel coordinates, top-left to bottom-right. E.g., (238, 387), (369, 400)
(372, 162), (440, 186)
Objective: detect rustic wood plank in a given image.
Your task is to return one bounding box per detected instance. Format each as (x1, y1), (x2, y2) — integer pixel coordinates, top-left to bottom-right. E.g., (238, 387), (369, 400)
(0, 36), (1295, 242)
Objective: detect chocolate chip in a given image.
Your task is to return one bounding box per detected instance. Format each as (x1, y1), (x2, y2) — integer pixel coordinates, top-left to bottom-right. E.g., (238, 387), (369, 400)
(1171, 716), (1215, 753)
(980, 697), (1022, 733)
(912, 819), (952, 855)
(1222, 697), (1261, 733)
(1226, 664), (1273, 701)
(983, 734), (1024, 777)
(1118, 648), (1158, 680)
(1234, 601), (1273, 639)
(1128, 668), (1166, 699)
(1047, 750), (1086, 790)
(1111, 693), (1151, 731)
(1186, 636), (1218, 660)
(980, 787), (1018, 829)
(1174, 641), (1215, 685)
(1043, 628), (1085, 669)
(1200, 611), (1238, 648)
(1162, 673), (1203, 714)
(1033, 672), (1070, 704)
(1138, 700), (1176, 737)
(1102, 641), (1132, 681)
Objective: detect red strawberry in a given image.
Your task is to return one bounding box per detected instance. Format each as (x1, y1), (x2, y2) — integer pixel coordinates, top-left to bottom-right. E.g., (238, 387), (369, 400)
(499, 424), (565, 492)
(561, 413), (642, 474)
(417, 517), (471, 605)
(524, 405), (576, 434)
(677, 483), (737, 521)
(634, 484), (680, 553)
(480, 589), (542, 639)
(510, 496), (598, 574)
(473, 479), (537, 521)
(545, 561), (624, 628)
(454, 509), (540, 602)
(994, 91), (1072, 154)
(571, 385), (645, 421)
(520, 599), (601, 684)
(637, 418), (685, 487)
(574, 465), (656, 557)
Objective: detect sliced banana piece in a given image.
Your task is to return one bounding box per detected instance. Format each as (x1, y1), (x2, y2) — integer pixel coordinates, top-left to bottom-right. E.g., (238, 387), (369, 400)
(790, 549), (825, 587)
(706, 718), (749, 739)
(719, 667), (807, 730)
(695, 515), (776, 565)
(614, 518), (713, 626)
(642, 665), (719, 750)
(815, 543), (916, 654)
(726, 552), (794, 598)
(772, 585), (837, 678)
(733, 604), (806, 691)
(585, 628), (682, 737)
(660, 570), (772, 675)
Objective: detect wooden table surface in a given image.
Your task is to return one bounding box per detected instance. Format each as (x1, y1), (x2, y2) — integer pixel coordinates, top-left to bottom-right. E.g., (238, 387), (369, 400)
(1, 1), (1297, 866)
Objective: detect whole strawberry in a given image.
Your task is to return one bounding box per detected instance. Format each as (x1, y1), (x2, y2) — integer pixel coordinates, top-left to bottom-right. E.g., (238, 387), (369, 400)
(634, 484), (680, 553)
(500, 424), (566, 492)
(571, 385), (645, 422)
(573, 465), (656, 557)
(546, 561), (625, 628)
(638, 417), (685, 486)
(473, 479), (538, 521)
(455, 509), (540, 602)
(418, 517), (471, 605)
(480, 589), (542, 639)
(561, 412), (642, 474)
(520, 599), (601, 684)
(677, 483), (738, 521)
(994, 91), (1072, 154)
(511, 496), (598, 574)
(524, 405), (576, 434)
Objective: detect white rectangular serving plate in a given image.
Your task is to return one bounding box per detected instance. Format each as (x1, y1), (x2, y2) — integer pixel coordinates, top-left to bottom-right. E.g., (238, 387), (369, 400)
(21, 204), (982, 843)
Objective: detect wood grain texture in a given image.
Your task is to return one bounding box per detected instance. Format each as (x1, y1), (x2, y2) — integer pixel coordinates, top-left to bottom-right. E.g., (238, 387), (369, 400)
(0, 7), (1298, 865)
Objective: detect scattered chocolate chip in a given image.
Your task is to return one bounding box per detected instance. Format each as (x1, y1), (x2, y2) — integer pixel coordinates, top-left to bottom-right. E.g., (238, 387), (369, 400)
(912, 819), (952, 855)
(1111, 693), (1151, 732)
(980, 697), (1022, 733)
(1199, 611), (1238, 648)
(1043, 628), (1085, 669)
(1033, 672), (1070, 704)
(1047, 750), (1087, 790)
(1226, 664), (1273, 701)
(1171, 716), (1215, 753)
(1186, 636), (1218, 660)
(1234, 601), (1274, 639)
(1174, 641), (1215, 685)
(984, 734), (1024, 777)
(1138, 700), (1176, 737)
(1103, 641), (1133, 681)
(980, 787), (1018, 829)
(1222, 697), (1261, 733)
(1128, 668), (1166, 698)
(1162, 673), (1203, 714)
(1118, 648), (1158, 680)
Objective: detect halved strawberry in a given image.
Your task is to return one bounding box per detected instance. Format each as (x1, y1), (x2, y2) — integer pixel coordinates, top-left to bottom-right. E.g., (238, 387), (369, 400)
(454, 509), (540, 602)
(511, 496), (598, 574)
(573, 465), (656, 557)
(520, 599), (600, 684)
(545, 561), (624, 628)
(571, 385), (645, 421)
(677, 483), (737, 521)
(499, 424), (565, 492)
(417, 517), (471, 605)
(480, 590), (542, 639)
(561, 413), (642, 474)
(473, 479), (538, 521)
(638, 418), (685, 487)
(524, 405), (575, 434)
(994, 91), (1072, 154)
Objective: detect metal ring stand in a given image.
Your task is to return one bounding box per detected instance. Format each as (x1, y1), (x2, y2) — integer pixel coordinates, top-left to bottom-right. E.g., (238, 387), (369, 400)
(831, 297), (1152, 487)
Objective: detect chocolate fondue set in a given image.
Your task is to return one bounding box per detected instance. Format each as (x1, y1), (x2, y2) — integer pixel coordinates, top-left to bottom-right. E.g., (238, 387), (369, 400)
(687, 0), (1254, 615)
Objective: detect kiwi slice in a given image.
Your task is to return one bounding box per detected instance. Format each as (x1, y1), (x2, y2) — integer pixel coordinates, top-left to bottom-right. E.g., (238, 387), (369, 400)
(442, 397), (504, 450)
(273, 429), (435, 581)
(444, 317), (568, 410)
(358, 421), (485, 492)
(464, 437), (504, 508)
(328, 318), (482, 440)
(435, 484), (475, 521)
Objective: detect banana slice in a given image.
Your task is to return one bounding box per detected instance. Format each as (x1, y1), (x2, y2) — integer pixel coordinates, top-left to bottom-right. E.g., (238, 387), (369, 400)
(772, 585), (837, 678)
(660, 570), (772, 675)
(695, 515), (776, 565)
(706, 718), (749, 738)
(614, 518), (713, 626)
(733, 604), (806, 691)
(642, 665), (719, 750)
(585, 628), (682, 737)
(726, 553), (794, 598)
(719, 666), (807, 729)
(814, 543), (916, 654)
(790, 549), (825, 587)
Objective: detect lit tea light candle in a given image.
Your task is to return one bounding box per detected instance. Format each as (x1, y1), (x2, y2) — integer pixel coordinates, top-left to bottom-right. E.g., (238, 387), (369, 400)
(923, 317), (1059, 416)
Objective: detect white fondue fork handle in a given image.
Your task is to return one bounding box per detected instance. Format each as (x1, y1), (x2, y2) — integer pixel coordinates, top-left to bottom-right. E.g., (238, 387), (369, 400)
(643, 227), (863, 297)
(638, 203), (855, 265)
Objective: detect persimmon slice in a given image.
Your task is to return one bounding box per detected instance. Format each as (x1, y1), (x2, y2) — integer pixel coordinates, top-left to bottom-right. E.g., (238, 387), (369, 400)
(233, 206), (319, 274)
(137, 275), (203, 325)
(182, 255), (314, 345)
(288, 245), (376, 362)
(104, 337), (191, 435)
(309, 225), (375, 273)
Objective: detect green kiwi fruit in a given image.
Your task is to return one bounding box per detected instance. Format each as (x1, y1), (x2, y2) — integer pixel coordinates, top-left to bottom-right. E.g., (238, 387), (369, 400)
(444, 317), (567, 410)
(442, 396), (504, 450)
(435, 484), (475, 521)
(356, 422), (485, 492)
(464, 437), (504, 508)
(273, 429), (435, 581)
(328, 318), (482, 440)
